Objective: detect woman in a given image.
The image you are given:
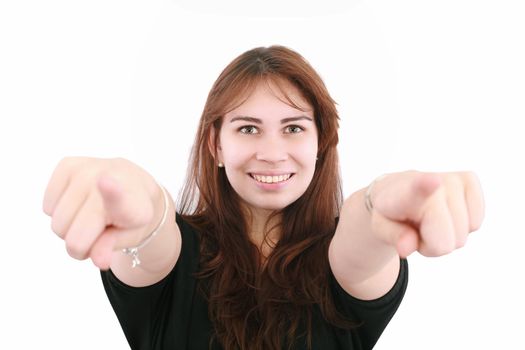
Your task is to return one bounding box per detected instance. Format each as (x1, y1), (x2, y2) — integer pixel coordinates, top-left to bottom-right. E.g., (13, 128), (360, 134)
(43, 46), (485, 349)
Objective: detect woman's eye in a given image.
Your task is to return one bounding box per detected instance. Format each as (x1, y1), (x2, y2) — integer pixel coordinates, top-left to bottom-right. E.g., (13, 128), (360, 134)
(284, 125), (304, 134)
(239, 125), (259, 134)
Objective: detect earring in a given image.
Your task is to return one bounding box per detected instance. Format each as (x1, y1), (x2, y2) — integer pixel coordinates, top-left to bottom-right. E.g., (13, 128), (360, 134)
(218, 162), (224, 168)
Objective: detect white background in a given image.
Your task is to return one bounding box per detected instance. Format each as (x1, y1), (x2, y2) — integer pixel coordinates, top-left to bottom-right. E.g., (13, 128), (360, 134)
(1, 0), (524, 348)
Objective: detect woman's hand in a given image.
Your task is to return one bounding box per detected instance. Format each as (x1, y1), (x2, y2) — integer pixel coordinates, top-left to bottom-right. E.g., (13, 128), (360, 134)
(368, 170), (485, 258)
(43, 157), (164, 270)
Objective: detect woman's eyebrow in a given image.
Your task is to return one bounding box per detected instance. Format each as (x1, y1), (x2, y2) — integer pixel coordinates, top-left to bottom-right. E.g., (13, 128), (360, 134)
(230, 116), (262, 124)
(280, 116), (313, 124)
(230, 116), (313, 124)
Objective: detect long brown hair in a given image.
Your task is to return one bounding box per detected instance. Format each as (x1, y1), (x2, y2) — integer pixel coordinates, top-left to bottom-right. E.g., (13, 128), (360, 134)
(178, 46), (355, 349)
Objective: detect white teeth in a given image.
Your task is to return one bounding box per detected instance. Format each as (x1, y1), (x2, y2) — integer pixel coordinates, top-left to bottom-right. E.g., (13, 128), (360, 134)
(252, 173), (292, 184)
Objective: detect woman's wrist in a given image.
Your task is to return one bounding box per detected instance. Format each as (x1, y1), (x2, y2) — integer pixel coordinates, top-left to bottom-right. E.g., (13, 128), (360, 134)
(365, 174), (387, 213)
(122, 183), (169, 268)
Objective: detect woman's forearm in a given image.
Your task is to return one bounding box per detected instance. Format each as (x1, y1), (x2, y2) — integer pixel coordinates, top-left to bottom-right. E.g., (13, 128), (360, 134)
(328, 187), (401, 300)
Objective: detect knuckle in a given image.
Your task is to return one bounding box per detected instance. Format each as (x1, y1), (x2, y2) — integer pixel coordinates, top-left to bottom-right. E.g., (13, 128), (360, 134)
(465, 170), (478, 181)
(111, 156), (127, 164)
(469, 219), (482, 232)
(455, 228), (469, 249)
(42, 200), (53, 216)
(463, 171), (480, 187)
(65, 235), (89, 260)
(58, 156), (82, 170)
(109, 157), (130, 170)
(50, 217), (67, 238)
(57, 156), (72, 167)
(443, 235), (456, 252)
(456, 220), (470, 240)
(468, 207), (485, 233)
(443, 173), (462, 190)
(429, 237), (456, 257)
(456, 236), (468, 249)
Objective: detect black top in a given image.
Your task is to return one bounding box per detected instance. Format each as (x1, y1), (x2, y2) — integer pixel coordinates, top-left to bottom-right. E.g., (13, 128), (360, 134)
(101, 213), (408, 350)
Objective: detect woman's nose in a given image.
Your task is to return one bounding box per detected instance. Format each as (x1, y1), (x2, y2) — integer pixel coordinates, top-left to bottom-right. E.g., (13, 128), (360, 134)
(254, 136), (289, 163)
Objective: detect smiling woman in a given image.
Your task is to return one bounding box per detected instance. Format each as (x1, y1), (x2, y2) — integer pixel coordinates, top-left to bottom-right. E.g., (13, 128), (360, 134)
(43, 45), (484, 350)
(174, 47), (361, 349)
(217, 80), (318, 218)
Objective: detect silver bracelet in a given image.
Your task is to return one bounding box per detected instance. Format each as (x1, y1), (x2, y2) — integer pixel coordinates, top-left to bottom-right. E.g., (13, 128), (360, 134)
(122, 184), (169, 268)
(365, 174), (386, 213)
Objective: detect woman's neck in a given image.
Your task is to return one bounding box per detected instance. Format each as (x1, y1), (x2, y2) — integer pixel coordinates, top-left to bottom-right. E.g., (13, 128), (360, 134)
(246, 208), (281, 258)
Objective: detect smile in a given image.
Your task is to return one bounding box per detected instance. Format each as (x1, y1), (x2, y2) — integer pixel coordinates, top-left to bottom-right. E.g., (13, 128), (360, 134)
(249, 173), (294, 184)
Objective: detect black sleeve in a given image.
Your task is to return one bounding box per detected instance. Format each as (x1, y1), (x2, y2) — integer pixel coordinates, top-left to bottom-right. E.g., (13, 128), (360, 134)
(331, 258), (408, 350)
(100, 213), (200, 350)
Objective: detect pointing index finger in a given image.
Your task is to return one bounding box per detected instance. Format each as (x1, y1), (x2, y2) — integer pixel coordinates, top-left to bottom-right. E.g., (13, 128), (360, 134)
(375, 171), (442, 223)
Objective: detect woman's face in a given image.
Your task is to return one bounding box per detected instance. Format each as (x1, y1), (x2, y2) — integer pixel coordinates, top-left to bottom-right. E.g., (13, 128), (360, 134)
(217, 80), (318, 216)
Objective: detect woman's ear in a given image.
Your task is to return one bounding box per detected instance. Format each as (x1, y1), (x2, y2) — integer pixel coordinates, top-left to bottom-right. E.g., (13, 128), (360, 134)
(208, 126), (223, 164)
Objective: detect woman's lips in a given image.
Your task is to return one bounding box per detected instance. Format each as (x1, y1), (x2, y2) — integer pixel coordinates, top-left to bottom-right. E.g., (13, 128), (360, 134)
(249, 173), (295, 190)
(249, 173), (293, 184)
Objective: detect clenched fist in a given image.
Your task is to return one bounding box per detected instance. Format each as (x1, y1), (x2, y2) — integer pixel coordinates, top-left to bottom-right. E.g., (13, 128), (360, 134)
(43, 157), (165, 270)
(368, 171), (485, 258)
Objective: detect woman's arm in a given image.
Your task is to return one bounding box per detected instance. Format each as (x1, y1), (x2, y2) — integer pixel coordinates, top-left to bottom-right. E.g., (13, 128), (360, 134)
(329, 170), (485, 300)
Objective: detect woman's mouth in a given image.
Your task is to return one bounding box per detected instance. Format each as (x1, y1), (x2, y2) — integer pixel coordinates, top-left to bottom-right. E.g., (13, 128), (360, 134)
(249, 173), (294, 184)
